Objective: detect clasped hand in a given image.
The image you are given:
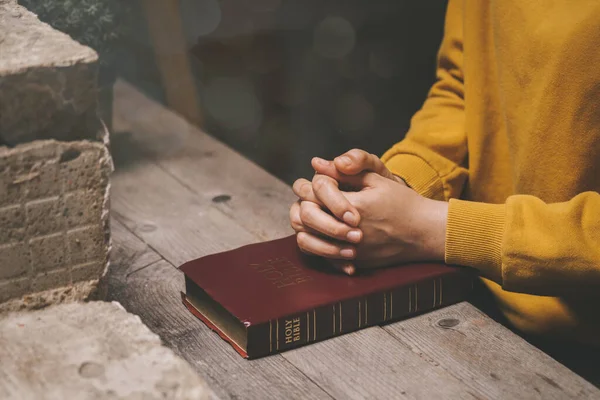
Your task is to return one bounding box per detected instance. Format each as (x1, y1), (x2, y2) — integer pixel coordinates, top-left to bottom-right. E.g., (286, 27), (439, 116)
(289, 149), (448, 275)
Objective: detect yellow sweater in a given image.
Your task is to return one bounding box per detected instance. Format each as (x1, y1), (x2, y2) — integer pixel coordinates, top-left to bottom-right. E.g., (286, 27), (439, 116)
(381, 0), (600, 346)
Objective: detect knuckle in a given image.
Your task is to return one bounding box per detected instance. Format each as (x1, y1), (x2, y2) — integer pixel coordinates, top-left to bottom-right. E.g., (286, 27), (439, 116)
(312, 175), (326, 191)
(299, 182), (312, 199)
(298, 202), (312, 222)
(289, 211), (303, 232)
(292, 179), (303, 194)
(329, 224), (345, 238)
(296, 232), (308, 249)
(349, 148), (366, 161)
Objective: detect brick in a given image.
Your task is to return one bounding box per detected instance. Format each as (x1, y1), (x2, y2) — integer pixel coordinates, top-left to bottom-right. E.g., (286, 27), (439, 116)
(0, 242), (29, 280)
(67, 226), (105, 265)
(71, 261), (105, 283)
(0, 144), (60, 207)
(22, 159), (60, 200)
(29, 233), (66, 273)
(0, 277), (29, 303)
(59, 148), (108, 192)
(31, 268), (71, 293)
(63, 189), (103, 229)
(0, 2), (100, 145)
(25, 197), (63, 236)
(0, 204), (25, 243)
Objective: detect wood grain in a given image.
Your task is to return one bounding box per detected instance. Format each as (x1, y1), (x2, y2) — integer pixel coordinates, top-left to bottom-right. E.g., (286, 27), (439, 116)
(384, 303), (600, 399)
(283, 327), (479, 400)
(113, 79), (296, 241)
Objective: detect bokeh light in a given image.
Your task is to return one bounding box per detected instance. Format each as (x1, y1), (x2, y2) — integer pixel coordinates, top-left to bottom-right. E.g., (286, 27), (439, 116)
(179, 0), (221, 42)
(313, 16), (356, 59)
(204, 77), (263, 131)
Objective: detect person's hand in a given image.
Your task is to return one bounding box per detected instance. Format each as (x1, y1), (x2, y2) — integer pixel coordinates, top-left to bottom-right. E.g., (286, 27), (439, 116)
(294, 171), (448, 272)
(290, 149), (407, 239)
(289, 149), (409, 273)
(289, 149), (404, 274)
(343, 172), (447, 269)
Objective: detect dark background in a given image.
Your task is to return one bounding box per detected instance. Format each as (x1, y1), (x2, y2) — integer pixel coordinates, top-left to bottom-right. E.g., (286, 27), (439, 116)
(116, 0), (447, 184)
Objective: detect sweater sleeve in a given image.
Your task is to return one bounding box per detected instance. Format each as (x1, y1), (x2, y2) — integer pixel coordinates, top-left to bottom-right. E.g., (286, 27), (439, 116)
(446, 193), (600, 296)
(381, 0), (468, 201)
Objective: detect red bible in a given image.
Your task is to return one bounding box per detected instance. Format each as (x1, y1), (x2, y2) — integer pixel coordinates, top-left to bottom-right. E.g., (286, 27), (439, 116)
(180, 235), (473, 359)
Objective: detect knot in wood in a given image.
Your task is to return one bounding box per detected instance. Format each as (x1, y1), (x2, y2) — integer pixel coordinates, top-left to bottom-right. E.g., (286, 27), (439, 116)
(212, 195), (231, 203)
(437, 318), (460, 329)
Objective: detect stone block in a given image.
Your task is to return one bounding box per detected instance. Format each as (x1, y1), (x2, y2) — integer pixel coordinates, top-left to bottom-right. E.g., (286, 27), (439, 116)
(29, 233), (67, 273)
(0, 301), (212, 399)
(31, 267), (71, 293)
(0, 1), (100, 145)
(25, 197), (64, 236)
(71, 261), (105, 283)
(64, 189), (104, 229)
(0, 277), (29, 303)
(0, 139), (112, 311)
(0, 204), (25, 243)
(0, 242), (29, 280)
(68, 226), (105, 266)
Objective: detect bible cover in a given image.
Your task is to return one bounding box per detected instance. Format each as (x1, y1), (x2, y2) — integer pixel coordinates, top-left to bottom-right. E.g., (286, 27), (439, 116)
(180, 235), (473, 359)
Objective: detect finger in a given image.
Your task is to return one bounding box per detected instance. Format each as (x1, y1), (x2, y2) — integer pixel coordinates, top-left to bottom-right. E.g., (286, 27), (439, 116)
(312, 174), (361, 227)
(296, 232), (357, 259)
(328, 259), (357, 276)
(311, 157), (346, 180)
(299, 201), (362, 243)
(334, 149), (396, 181)
(292, 178), (322, 205)
(289, 200), (304, 232)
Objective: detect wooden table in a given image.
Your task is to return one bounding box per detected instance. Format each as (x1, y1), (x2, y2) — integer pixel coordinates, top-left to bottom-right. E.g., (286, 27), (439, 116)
(106, 80), (600, 400)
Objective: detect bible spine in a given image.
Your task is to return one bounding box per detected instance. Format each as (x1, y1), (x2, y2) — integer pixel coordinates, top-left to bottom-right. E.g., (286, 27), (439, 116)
(248, 273), (472, 358)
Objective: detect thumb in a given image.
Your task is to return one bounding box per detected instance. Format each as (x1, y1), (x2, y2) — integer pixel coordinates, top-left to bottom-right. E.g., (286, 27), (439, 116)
(334, 149), (396, 181)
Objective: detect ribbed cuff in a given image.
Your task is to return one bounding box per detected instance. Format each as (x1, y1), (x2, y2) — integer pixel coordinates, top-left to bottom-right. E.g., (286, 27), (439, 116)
(383, 154), (445, 200)
(445, 199), (505, 283)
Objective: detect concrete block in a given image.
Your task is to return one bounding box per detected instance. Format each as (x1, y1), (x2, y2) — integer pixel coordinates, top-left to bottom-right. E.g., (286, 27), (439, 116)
(0, 242), (28, 280)
(0, 139), (112, 311)
(25, 197), (64, 236)
(0, 301), (212, 399)
(31, 267), (71, 293)
(0, 1), (100, 145)
(68, 226), (105, 265)
(29, 233), (66, 273)
(64, 189), (104, 229)
(71, 261), (105, 283)
(0, 204), (25, 243)
(0, 277), (29, 303)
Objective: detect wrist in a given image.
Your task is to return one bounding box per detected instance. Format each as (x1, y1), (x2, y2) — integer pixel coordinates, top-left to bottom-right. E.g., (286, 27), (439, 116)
(418, 198), (448, 261)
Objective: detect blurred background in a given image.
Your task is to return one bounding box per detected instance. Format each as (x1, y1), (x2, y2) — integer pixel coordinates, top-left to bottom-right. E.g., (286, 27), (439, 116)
(22, 0), (447, 184)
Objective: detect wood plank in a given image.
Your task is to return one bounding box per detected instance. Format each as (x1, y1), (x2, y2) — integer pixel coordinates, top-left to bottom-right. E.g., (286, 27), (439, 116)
(383, 303), (600, 399)
(107, 218), (331, 400)
(110, 158), (257, 266)
(109, 217), (162, 276)
(284, 327), (479, 400)
(113, 79), (296, 241)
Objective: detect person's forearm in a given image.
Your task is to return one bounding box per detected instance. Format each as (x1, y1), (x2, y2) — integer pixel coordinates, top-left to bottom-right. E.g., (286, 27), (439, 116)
(446, 192), (600, 296)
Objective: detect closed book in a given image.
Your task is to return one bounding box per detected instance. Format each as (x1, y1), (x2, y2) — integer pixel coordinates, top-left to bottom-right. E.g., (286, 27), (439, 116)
(180, 235), (474, 359)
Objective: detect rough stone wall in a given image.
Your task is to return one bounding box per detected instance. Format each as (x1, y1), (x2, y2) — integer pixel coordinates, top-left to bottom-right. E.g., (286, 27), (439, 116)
(0, 0), (100, 145)
(0, 139), (112, 311)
